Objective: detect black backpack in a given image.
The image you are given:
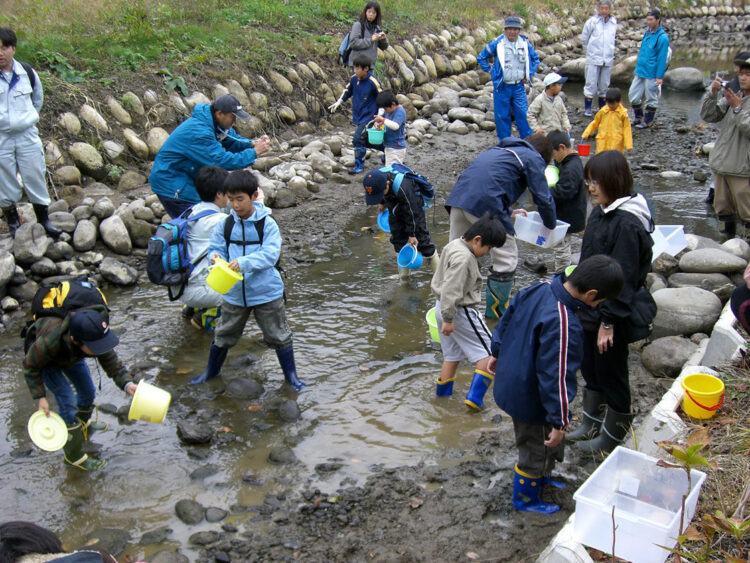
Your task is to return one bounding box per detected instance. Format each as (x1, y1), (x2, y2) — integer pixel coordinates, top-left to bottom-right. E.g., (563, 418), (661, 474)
(19, 61), (36, 88)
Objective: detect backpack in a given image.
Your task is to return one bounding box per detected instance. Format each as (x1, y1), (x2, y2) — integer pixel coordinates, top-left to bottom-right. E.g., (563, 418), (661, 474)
(147, 206), (218, 301)
(338, 21), (366, 66)
(380, 164), (435, 208)
(21, 276), (108, 352)
(19, 61), (36, 89)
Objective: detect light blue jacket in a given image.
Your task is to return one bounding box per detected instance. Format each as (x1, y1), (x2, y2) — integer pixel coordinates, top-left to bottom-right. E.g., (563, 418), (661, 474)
(476, 34), (540, 90)
(149, 104), (259, 203)
(180, 201), (226, 309)
(207, 204), (284, 307)
(581, 14), (618, 66)
(0, 59), (43, 134)
(635, 26), (669, 79)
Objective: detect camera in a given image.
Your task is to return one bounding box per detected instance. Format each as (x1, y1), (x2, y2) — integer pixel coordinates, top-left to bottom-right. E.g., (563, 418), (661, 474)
(721, 80), (729, 89)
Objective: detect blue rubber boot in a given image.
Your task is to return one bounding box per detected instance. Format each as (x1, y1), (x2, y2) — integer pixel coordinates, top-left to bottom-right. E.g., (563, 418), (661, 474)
(485, 271), (514, 319)
(349, 149), (365, 174)
(598, 96), (606, 109)
(637, 109), (655, 129)
(191, 344), (228, 384)
(631, 106), (643, 126)
(512, 465), (560, 514)
(276, 345), (307, 391)
(583, 98), (592, 117)
(464, 369), (494, 410)
(541, 476), (566, 489)
(436, 377), (454, 397)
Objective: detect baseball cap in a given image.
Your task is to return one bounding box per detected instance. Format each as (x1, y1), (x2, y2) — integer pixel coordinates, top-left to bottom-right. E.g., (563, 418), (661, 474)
(69, 309), (119, 355)
(363, 170), (387, 205)
(544, 72), (568, 87)
(213, 94), (250, 119)
(733, 51), (750, 67)
(504, 16), (523, 29)
(646, 8), (661, 19)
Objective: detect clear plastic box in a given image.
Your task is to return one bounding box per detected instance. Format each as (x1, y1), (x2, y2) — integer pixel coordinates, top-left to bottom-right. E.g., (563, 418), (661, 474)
(573, 447), (707, 563)
(651, 225), (687, 262)
(513, 211), (570, 249)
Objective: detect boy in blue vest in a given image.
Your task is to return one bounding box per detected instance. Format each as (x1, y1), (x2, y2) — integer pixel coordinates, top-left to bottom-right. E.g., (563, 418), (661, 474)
(374, 90), (407, 165)
(191, 170), (306, 390)
(489, 255), (623, 513)
(328, 54), (382, 174)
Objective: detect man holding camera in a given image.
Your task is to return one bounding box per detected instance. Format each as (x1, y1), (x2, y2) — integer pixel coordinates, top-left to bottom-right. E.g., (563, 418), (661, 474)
(700, 53), (750, 239)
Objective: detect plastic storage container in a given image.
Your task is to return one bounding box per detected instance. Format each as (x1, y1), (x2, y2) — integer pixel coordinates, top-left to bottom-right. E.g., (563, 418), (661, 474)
(651, 225), (687, 261)
(513, 211), (570, 249)
(573, 446), (707, 563)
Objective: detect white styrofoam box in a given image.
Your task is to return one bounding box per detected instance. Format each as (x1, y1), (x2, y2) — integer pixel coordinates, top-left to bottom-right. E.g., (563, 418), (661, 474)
(513, 211), (570, 249)
(573, 446), (706, 563)
(651, 225), (687, 261)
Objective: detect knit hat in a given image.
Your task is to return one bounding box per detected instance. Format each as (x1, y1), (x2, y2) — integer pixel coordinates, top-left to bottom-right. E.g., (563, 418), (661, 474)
(544, 72), (568, 87)
(504, 16), (523, 29)
(363, 170), (388, 205)
(69, 309), (119, 355)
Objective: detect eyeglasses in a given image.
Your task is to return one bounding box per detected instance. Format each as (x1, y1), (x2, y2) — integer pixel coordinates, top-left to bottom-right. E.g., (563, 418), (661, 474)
(584, 179), (600, 187)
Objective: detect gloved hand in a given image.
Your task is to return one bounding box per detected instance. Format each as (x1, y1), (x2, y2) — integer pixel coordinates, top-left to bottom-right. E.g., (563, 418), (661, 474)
(328, 99), (342, 113)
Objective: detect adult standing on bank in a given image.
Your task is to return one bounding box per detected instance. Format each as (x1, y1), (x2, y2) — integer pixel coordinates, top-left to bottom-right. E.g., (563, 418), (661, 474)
(477, 16), (540, 141)
(628, 8), (670, 129)
(0, 28), (61, 238)
(347, 2), (389, 68)
(149, 94), (270, 218)
(700, 54), (750, 239)
(581, 0), (618, 117)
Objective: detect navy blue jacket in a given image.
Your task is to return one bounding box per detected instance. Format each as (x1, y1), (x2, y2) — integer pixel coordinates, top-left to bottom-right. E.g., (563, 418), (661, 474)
(445, 138), (556, 235)
(551, 152), (586, 233)
(491, 276), (585, 428)
(341, 72), (382, 125)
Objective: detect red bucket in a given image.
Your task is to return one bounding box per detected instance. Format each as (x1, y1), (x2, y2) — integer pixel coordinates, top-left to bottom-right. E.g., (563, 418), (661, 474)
(578, 143), (591, 157)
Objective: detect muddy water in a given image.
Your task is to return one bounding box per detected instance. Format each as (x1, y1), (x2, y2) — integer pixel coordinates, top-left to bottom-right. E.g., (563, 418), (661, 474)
(0, 85), (721, 558)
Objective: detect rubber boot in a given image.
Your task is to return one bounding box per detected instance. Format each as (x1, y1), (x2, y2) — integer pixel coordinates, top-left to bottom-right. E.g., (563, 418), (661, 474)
(636, 109), (655, 129)
(2, 205), (20, 236)
(485, 270), (514, 319)
(428, 251), (440, 272)
(704, 186), (714, 205)
(718, 215), (737, 239)
(181, 305), (195, 319)
(191, 344), (228, 384)
(631, 106), (643, 126)
(276, 345), (307, 391)
(598, 96), (606, 109)
(565, 389), (606, 442)
(398, 267), (411, 281)
(584, 98), (593, 117)
(512, 465), (560, 514)
(349, 149), (365, 174)
(436, 377), (454, 397)
(63, 422), (106, 471)
(33, 204), (62, 238)
(576, 408), (635, 456)
(76, 406), (108, 441)
(464, 369), (494, 410)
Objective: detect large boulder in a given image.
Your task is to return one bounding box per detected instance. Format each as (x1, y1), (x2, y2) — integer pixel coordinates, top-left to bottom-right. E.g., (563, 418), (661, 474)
(99, 257), (138, 286)
(652, 287), (722, 337)
(663, 67), (705, 92)
(48, 211), (77, 233)
(73, 219), (98, 252)
(610, 55), (637, 84)
(13, 223), (51, 266)
(667, 272), (733, 292)
(0, 252), (15, 289)
(558, 57), (586, 80)
(641, 336), (699, 378)
(678, 248), (746, 274)
(69, 142), (106, 180)
(99, 215), (132, 255)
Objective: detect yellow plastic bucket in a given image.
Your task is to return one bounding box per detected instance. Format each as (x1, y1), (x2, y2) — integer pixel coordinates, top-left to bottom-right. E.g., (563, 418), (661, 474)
(206, 258), (243, 294)
(426, 307), (440, 343)
(128, 382), (172, 423)
(681, 373), (724, 419)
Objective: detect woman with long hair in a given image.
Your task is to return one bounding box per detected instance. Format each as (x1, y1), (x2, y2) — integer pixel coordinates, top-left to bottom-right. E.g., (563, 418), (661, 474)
(347, 2), (389, 68)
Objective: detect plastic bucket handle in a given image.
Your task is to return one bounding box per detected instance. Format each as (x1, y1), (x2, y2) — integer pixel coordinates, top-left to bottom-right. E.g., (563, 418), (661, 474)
(684, 388), (725, 412)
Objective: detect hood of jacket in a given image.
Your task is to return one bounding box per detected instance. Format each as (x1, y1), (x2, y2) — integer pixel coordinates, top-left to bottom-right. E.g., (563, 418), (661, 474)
(602, 193), (654, 232)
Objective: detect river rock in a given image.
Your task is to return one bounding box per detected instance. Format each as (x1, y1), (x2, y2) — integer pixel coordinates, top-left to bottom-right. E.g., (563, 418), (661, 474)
(147, 127), (169, 156)
(121, 91), (145, 116)
(9, 279), (38, 302)
(11, 265), (26, 285)
(277, 106), (296, 124)
(148, 551), (189, 563)
(225, 377), (264, 400)
(641, 336), (698, 378)
(611, 55), (637, 83)
(277, 399), (300, 422)
(268, 446), (297, 465)
(647, 272), (667, 293)
(663, 67), (705, 91)
(447, 120), (469, 134)
(205, 507), (229, 523)
(44, 140), (64, 167)
(100, 215), (132, 254)
(652, 252), (679, 277)
(84, 528), (130, 557)
(559, 57), (586, 79)
(685, 234), (724, 251)
(0, 253), (14, 289)
(269, 71), (293, 95)
(175, 499), (205, 525)
(118, 171), (147, 191)
(99, 257), (138, 285)
(679, 248), (746, 273)
(58, 112), (82, 135)
(271, 188), (296, 208)
(177, 421), (213, 445)
(123, 128), (150, 159)
(13, 223), (50, 265)
(652, 287), (722, 337)
(49, 211), (77, 233)
(668, 272), (733, 291)
(106, 96), (132, 125)
(45, 241), (74, 262)
(93, 197), (115, 219)
(660, 171), (682, 179)
(73, 219), (98, 251)
(30, 257), (57, 277)
(69, 142), (106, 180)
(55, 165), (82, 185)
(2, 296), (18, 311)
(189, 531), (220, 546)
(722, 238), (750, 261)
(72, 205), (93, 221)
(79, 104), (109, 132)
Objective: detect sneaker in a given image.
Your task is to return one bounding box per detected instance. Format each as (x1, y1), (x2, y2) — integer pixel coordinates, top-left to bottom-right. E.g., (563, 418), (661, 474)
(584, 109), (592, 117)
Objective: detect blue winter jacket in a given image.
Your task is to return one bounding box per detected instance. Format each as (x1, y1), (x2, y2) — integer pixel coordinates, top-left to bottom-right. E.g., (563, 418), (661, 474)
(149, 104), (259, 203)
(340, 71), (382, 125)
(634, 26), (669, 79)
(476, 34), (540, 90)
(491, 276), (585, 428)
(207, 204), (284, 307)
(445, 137), (556, 235)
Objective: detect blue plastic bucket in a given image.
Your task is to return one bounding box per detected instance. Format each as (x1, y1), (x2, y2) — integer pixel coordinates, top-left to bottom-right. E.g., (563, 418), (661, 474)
(367, 126), (385, 145)
(397, 245), (423, 269)
(377, 209), (390, 233)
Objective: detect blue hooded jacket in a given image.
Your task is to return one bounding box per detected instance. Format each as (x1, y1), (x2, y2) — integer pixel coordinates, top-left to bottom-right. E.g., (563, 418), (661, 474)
(207, 203), (284, 307)
(634, 26), (669, 79)
(445, 137), (556, 234)
(149, 104), (259, 203)
(491, 276), (585, 428)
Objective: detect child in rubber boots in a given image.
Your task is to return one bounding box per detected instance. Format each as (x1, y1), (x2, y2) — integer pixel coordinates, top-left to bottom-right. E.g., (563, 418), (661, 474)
(581, 87), (633, 154)
(191, 170), (306, 390)
(431, 212), (507, 410)
(488, 255), (624, 513)
(374, 90), (407, 165)
(328, 54), (382, 174)
(363, 167), (438, 281)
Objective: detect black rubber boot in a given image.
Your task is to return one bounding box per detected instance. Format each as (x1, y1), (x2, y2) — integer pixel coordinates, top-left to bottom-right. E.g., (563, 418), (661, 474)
(631, 106), (643, 126)
(718, 215), (737, 239)
(704, 187), (714, 205)
(33, 203), (62, 238)
(576, 408), (635, 456)
(2, 205), (20, 236)
(191, 344), (228, 384)
(565, 389), (606, 442)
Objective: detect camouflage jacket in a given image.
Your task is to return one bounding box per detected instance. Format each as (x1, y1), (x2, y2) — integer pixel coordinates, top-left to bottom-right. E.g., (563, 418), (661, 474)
(23, 307), (132, 400)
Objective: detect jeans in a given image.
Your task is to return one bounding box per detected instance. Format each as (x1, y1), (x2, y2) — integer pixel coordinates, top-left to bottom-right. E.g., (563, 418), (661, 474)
(353, 121), (383, 164)
(156, 194), (193, 219)
(41, 361), (95, 425)
(628, 75), (660, 110)
(493, 82), (532, 141)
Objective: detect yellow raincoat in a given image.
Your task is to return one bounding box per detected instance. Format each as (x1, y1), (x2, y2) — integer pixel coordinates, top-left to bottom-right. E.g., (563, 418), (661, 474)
(582, 103), (633, 153)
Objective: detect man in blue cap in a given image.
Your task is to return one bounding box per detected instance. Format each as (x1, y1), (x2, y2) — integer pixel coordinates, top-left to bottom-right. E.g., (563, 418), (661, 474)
(477, 16), (540, 141)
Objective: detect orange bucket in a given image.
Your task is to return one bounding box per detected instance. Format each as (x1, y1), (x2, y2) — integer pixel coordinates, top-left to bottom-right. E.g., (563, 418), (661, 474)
(577, 143), (591, 157)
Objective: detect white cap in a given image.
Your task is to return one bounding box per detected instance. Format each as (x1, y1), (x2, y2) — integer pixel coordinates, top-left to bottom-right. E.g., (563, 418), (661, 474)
(543, 72), (568, 87)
